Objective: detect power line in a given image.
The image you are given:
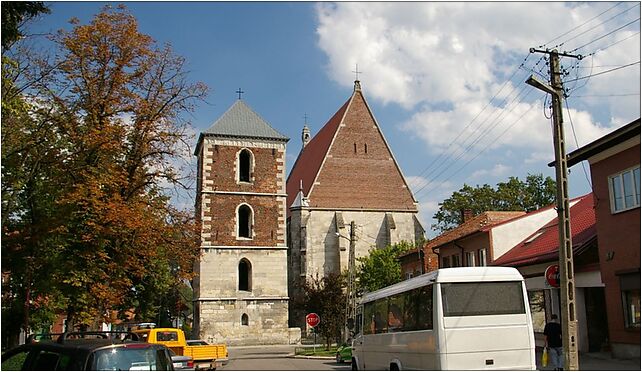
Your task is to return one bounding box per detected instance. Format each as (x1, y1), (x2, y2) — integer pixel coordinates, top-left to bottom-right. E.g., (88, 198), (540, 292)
(564, 99), (593, 190)
(564, 61), (640, 83)
(417, 93), (539, 200)
(539, 1), (624, 47)
(414, 85), (536, 198)
(409, 53), (534, 187)
(584, 30), (641, 57)
(572, 93), (640, 97)
(569, 17), (641, 52)
(557, 3), (639, 49)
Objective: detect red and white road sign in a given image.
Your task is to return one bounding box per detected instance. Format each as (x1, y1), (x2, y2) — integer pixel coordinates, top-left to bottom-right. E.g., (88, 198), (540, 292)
(306, 313), (320, 328)
(545, 264), (560, 288)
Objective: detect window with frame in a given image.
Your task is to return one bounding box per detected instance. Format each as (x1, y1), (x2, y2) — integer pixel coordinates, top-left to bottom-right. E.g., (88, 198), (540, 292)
(609, 166), (640, 213)
(237, 204), (253, 239)
(620, 272), (640, 328)
(528, 290), (547, 332)
(466, 251), (476, 267)
(238, 259), (252, 291)
(238, 149), (252, 183)
(477, 248), (487, 266)
(441, 256), (450, 268)
(451, 254), (460, 267)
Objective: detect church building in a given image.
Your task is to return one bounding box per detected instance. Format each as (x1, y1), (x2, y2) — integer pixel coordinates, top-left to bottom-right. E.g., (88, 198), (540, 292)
(286, 80), (425, 327)
(193, 98), (297, 345)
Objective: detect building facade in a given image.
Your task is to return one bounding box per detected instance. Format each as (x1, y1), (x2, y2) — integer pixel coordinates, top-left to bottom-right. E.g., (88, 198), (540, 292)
(492, 194), (606, 354)
(193, 99), (298, 346)
(287, 81), (424, 328)
(565, 118), (640, 359)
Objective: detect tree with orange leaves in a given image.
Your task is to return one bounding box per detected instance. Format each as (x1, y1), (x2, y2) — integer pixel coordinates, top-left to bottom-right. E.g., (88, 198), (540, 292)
(2, 4), (207, 340)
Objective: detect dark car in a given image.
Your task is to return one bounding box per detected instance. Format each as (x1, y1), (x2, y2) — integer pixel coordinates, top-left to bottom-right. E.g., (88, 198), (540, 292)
(1, 332), (175, 370)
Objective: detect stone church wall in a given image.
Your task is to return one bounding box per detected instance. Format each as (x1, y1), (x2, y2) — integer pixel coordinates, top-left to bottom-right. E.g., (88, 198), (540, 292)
(198, 299), (291, 346)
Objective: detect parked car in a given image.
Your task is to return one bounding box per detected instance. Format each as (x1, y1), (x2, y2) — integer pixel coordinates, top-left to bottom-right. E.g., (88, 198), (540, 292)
(1, 331), (174, 370)
(169, 349), (194, 370)
(336, 342), (352, 364)
(133, 328), (228, 370)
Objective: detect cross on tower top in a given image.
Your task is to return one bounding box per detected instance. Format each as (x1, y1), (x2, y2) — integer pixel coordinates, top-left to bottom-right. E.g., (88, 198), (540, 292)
(236, 88), (245, 100)
(352, 64), (362, 81)
(303, 113), (308, 125)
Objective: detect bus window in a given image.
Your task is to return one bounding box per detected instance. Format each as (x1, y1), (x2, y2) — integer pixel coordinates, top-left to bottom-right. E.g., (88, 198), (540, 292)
(388, 294), (404, 332)
(363, 302), (376, 335)
(374, 299), (388, 334)
(403, 288), (419, 331)
(417, 285), (433, 330)
(441, 281), (525, 317)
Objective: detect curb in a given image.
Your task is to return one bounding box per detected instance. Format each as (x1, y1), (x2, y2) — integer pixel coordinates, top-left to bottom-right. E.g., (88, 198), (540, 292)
(287, 353), (335, 360)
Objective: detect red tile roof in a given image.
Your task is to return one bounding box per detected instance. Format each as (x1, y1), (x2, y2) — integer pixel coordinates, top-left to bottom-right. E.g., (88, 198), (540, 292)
(286, 99), (350, 209)
(492, 193), (596, 267)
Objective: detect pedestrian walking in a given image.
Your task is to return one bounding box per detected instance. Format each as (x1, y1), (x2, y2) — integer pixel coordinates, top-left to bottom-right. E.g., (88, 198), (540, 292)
(544, 314), (563, 370)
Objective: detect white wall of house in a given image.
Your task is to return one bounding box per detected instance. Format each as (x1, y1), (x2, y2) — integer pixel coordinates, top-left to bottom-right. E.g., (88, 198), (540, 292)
(491, 199), (581, 260)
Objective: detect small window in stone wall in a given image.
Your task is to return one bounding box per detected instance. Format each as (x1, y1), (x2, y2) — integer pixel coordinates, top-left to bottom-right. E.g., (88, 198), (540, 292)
(239, 149), (252, 183)
(239, 259), (252, 291)
(241, 313), (249, 326)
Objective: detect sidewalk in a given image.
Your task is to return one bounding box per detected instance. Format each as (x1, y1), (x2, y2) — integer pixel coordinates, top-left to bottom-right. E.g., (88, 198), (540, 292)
(536, 349), (640, 371)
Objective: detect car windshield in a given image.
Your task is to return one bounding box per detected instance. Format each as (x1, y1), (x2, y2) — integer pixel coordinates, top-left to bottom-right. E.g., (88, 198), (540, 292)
(92, 346), (169, 371)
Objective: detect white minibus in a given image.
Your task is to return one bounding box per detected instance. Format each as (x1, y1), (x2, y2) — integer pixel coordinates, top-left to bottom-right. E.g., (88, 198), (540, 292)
(351, 267), (535, 370)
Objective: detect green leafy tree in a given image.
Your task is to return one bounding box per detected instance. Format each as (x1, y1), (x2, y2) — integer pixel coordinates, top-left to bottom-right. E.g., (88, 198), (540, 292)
(432, 173), (556, 233)
(1, 1), (50, 49)
(293, 273), (346, 350)
(356, 241), (415, 294)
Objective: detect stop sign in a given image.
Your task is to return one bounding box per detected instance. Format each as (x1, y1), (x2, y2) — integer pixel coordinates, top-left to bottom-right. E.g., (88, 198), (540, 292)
(306, 313), (320, 328)
(545, 264), (560, 288)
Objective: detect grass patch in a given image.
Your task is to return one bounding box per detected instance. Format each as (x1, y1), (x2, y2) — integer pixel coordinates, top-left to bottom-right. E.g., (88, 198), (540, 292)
(295, 346), (339, 357)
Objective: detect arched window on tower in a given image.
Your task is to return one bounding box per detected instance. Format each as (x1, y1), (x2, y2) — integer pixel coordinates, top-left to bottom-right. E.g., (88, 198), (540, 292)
(239, 149), (252, 183)
(238, 204), (253, 239)
(241, 313), (249, 326)
(238, 259), (252, 291)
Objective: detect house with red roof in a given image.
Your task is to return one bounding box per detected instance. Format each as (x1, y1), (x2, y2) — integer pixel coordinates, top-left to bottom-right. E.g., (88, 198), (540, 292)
(399, 205), (561, 277)
(492, 193), (605, 354)
(287, 80), (424, 327)
(562, 118), (640, 359)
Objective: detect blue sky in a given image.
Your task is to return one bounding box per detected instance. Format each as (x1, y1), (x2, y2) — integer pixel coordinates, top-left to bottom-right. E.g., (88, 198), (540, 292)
(28, 2), (640, 236)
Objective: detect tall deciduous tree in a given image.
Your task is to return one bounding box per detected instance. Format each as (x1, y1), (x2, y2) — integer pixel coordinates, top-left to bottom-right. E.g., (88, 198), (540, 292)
(432, 173), (556, 233)
(2, 5), (207, 341)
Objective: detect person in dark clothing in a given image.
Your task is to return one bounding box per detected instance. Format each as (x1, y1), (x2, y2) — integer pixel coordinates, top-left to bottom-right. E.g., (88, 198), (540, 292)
(543, 314), (563, 370)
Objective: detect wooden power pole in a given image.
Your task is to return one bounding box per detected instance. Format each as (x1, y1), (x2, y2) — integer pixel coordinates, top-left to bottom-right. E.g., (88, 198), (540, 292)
(344, 221), (357, 342)
(527, 48), (582, 371)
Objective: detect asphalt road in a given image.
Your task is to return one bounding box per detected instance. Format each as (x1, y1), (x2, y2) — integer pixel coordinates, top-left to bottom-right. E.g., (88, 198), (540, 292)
(220, 345), (351, 371)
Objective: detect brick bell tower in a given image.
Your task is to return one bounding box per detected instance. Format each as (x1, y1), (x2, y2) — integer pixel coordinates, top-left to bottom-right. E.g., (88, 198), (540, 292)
(193, 95), (295, 345)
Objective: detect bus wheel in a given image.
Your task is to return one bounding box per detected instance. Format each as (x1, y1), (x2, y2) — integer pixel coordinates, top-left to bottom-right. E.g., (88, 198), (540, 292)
(351, 359), (358, 370)
(390, 363), (399, 370)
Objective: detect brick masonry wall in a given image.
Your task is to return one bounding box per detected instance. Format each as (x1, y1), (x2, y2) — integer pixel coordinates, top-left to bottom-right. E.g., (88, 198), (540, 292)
(310, 92), (417, 210)
(195, 135), (291, 345)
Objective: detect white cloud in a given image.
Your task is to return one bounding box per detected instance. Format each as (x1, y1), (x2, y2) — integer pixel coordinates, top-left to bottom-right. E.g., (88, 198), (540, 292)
(316, 2), (640, 237)
(471, 164), (511, 179)
(316, 2), (640, 161)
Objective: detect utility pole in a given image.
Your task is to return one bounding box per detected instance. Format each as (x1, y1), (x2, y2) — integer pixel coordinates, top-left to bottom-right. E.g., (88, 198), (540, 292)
(344, 221), (357, 342)
(526, 48), (582, 371)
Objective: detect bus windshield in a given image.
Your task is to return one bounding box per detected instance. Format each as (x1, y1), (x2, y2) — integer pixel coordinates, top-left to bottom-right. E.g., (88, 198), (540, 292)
(441, 281), (525, 317)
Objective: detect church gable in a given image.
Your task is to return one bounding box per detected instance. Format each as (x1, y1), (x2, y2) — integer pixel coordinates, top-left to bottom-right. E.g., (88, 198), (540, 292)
(308, 86), (417, 211)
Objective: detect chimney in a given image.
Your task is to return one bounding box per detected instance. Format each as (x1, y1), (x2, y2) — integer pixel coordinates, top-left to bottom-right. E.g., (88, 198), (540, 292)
(460, 209), (474, 224)
(302, 125), (310, 148)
